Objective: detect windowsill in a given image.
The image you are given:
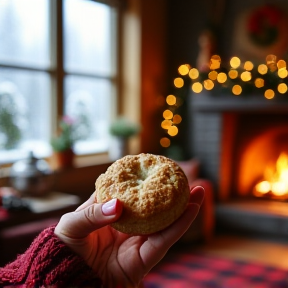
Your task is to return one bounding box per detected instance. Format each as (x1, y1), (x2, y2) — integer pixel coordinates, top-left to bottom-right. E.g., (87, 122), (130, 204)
(72, 152), (111, 168)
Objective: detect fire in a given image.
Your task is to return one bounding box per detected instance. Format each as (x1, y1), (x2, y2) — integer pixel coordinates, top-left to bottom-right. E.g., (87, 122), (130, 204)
(254, 152), (288, 199)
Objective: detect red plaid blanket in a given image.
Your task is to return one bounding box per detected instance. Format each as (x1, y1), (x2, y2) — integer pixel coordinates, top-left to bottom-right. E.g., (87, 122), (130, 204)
(143, 252), (288, 288)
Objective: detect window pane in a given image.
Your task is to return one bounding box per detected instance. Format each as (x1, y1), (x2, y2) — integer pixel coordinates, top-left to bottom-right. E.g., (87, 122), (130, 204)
(64, 0), (115, 75)
(0, 0), (50, 68)
(64, 75), (112, 154)
(0, 69), (51, 163)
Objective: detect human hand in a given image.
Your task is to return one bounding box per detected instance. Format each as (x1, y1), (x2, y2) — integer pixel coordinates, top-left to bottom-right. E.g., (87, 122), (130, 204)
(54, 185), (205, 287)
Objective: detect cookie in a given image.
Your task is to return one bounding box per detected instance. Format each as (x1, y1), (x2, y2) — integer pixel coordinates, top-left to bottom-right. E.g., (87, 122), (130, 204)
(95, 153), (190, 235)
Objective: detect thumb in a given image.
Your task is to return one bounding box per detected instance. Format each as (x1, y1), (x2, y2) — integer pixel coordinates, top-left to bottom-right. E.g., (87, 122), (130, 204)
(55, 198), (122, 239)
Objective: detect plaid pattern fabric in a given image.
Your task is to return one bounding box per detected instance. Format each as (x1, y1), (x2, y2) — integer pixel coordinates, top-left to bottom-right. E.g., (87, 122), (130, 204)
(143, 252), (288, 288)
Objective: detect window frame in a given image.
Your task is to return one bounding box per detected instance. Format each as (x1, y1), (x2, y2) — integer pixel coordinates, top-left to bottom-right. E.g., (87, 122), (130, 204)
(0, 0), (121, 163)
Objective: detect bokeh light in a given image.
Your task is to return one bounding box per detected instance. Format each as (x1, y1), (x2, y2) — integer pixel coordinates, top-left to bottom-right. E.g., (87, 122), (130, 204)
(255, 78), (264, 88)
(160, 137), (170, 148)
(163, 109), (173, 120)
(244, 61), (254, 71)
(228, 70), (238, 79)
(278, 69), (288, 79)
(166, 94), (176, 105)
(277, 60), (286, 70)
(161, 119), (172, 129)
(173, 114), (182, 124)
(203, 79), (214, 90)
(232, 85), (242, 95)
(192, 82), (203, 93)
(178, 64), (190, 75)
(230, 57), (241, 69)
(174, 77), (184, 88)
(241, 71), (252, 82)
(189, 68), (199, 79)
(168, 126), (178, 136)
(258, 64), (268, 75)
(278, 83), (288, 94)
(217, 72), (227, 83)
(160, 54), (288, 150)
(208, 70), (218, 80)
(264, 89), (275, 99)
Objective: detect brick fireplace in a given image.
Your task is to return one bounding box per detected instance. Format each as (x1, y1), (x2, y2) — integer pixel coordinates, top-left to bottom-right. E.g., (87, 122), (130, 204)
(189, 92), (288, 239)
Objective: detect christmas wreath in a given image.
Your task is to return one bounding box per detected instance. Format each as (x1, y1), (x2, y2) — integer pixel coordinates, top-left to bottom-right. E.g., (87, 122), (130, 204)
(247, 5), (284, 47)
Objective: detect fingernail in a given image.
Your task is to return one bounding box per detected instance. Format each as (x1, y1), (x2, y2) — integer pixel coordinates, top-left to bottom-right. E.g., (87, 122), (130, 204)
(102, 199), (117, 216)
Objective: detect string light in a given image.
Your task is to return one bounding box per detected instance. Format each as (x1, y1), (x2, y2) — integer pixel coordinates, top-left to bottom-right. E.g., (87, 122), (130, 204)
(160, 54), (288, 148)
(189, 68), (199, 80)
(166, 94), (176, 105)
(258, 64), (268, 75)
(174, 77), (184, 88)
(178, 64), (190, 75)
(264, 89), (275, 99)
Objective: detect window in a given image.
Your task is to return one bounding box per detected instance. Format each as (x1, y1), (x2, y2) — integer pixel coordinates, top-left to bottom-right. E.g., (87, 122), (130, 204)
(0, 0), (119, 164)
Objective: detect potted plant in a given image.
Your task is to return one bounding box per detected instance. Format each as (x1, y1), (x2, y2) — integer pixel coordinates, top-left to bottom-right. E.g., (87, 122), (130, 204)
(0, 83), (24, 150)
(50, 116), (80, 169)
(109, 117), (141, 160)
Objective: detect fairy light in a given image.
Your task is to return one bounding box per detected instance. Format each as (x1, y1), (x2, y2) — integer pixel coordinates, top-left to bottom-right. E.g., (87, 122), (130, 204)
(208, 70), (218, 80)
(244, 61), (254, 71)
(189, 68), (199, 80)
(160, 54), (288, 149)
(168, 126), (178, 136)
(166, 95), (176, 105)
(203, 79), (214, 90)
(255, 78), (264, 88)
(192, 82), (203, 93)
(277, 60), (286, 69)
(228, 70), (238, 79)
(217, 72), (227, 84)
(174, 77), (184, 88)
(160, 137), (170, 148)
(163, 109), (173, 120)
(241, 71), (252, 82)
(230, 57), (241, 69)
(161, 119), (172, 129)
(278, 83), (288, 94)
(258, 64), (268, 75)
(264, 89), (275, 99)
(278, 69), (288, 79)
(173, 114), (182, 124)
(178, 64), (190, 75)
(232, 85), (242, 95)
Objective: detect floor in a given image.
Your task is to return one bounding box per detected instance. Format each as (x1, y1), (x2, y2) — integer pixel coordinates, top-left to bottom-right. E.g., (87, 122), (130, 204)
(195, 234), (288, 270)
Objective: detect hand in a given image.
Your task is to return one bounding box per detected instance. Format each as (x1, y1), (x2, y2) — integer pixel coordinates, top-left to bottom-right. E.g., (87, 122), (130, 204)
(54, 185), (205, 287)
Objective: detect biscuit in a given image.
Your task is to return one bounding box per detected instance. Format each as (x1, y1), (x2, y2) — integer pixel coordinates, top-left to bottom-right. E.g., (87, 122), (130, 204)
(95, 153), (190, 235)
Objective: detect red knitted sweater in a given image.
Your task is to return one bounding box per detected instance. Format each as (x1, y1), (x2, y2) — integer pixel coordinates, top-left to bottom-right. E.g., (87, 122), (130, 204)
(0, 225), (102, 287)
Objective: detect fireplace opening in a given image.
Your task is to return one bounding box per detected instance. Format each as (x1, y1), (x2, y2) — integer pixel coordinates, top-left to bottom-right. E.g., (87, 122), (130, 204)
(220, 112), (288, 202)
(253, 152), (288, 200)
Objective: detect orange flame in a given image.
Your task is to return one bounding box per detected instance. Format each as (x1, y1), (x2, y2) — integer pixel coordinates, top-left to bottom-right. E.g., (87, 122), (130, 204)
(254, 152), (288, 199)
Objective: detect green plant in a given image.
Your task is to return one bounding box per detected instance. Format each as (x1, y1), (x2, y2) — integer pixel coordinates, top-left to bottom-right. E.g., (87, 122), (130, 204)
(51, 116), (81, 152)
(109, 117), (140, 138)
(0, 92), (22, 149)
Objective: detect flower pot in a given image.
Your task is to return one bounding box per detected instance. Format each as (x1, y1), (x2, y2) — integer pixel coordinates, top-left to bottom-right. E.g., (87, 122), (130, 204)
(53, 148), (75, 169)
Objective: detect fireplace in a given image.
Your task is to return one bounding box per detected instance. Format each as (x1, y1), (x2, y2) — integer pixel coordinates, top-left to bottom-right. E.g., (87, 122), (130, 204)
(189, 92), (288, 238)
(222, 111), (288, 201)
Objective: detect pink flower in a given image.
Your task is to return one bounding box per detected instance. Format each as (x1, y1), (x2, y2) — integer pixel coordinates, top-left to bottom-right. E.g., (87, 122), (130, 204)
(62, 115), (75, 126)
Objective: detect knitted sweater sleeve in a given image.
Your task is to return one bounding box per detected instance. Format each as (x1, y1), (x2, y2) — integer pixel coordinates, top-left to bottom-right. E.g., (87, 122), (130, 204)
(0, 225), (102, 287)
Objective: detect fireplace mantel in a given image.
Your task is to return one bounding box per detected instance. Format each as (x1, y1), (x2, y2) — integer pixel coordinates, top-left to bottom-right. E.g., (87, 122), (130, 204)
(190, 92), (288, 112)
